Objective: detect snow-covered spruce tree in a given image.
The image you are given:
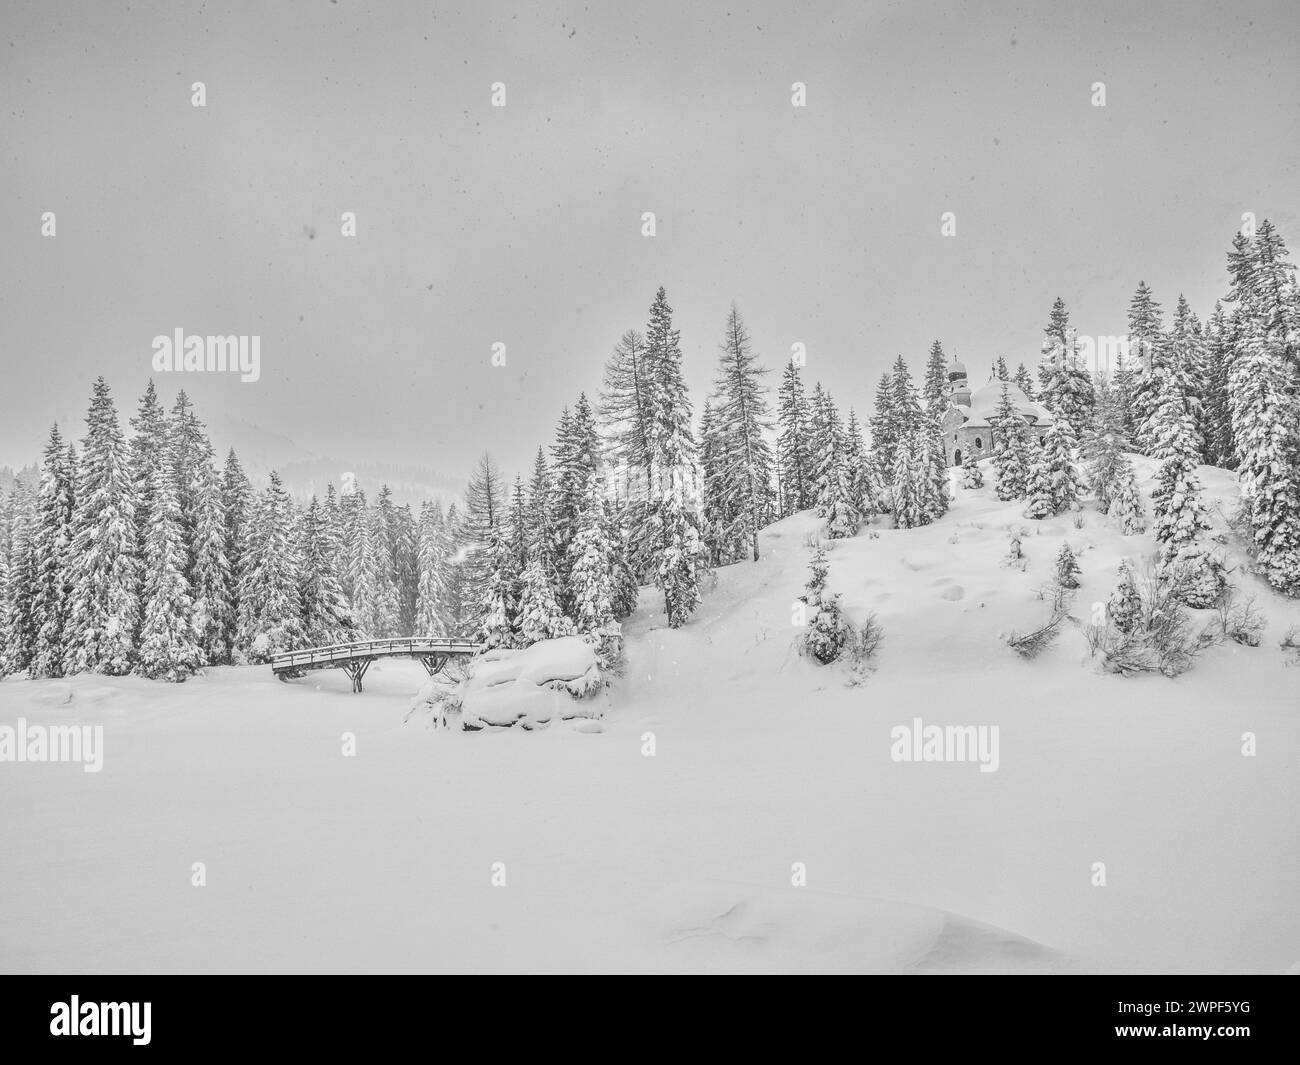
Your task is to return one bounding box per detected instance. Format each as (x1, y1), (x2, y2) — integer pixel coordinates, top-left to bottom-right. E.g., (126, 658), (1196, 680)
(1127, 280), (1167, 452)
(477, 522), (519, 649)
(811, 389), (860, 538)
(414, 500), (453, 636)
(1081, 379), (1131, 511)
(1227, 220), (1300, 596)
(567, 479), (617, 647)
(1150, 386), (1220, 607)
(1054, 542), (1081, 589)
(777, 361), (815, 516)
(62, 378), (140, 676)
(1022, 441), (1056, 520)
(373, 487), (418, 637)
(709, 303), (775, 561)
(1038, 297), (1094, 428)
(1013, 362), (1036, 401)
(990, 383), (1030, 501)
(128, 381), (169, 574)
(922, 339), (948, 416)
(598, 328), (655, 496)
(845, 409), (879, 522)
(515, 551), (574, 646)
(1, 483), (38, 675)
(698, 399), (728, 565)
(221, 449), (253, 653)
(299, 496), (356, 647)
(1108, 559), (1141, 634)
(645, 287), (705, 628)
(188, 456), (232, 665)
(1041, 413), (1082, 515)
(889, 355), (925, 444)
(168, 391), (208, 559)
(799, 546), (848, 665)
(1166, 294), (1209, 453)
(1202, 302), (1236, 469)
(1107, 464), (1147, 534)
(29, 425), (75, 677)
(440, 502), (473, 637)
(136, 452), (201, 681)
(551, 393), (601, 606)
(869, 370), (900, 492)
(462, 451), (506, 621)
(994, 355), (1011, 382)
(236, 471), (306, 662)
(921, 414), (950, 522)
(604, 500), (639, 621)
(960, 447), (984, 488)
(525, 446), (556, 570)
(891, 432), (926, 529)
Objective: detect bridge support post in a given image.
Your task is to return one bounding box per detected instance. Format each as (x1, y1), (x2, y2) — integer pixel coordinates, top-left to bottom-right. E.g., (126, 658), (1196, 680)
(341, 659), (372, 693)
(419, 654), (450, 677)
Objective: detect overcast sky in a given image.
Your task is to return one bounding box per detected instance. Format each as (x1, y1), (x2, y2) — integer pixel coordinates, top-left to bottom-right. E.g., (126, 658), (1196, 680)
(2, 0), (1298, 482)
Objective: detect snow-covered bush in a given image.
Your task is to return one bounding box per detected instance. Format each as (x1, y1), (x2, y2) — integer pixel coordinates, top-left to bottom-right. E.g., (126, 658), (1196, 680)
(1158, 544), (1227, 609)
(802, 591), (851, 664)
(460, 636), (603, 730)
(1085, 562), (1217, 677)
(1210, 589), (1265, 647)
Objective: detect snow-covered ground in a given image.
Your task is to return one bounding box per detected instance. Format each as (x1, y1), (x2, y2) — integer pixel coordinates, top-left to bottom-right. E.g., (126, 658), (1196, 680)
(2, 458), (1298, 974)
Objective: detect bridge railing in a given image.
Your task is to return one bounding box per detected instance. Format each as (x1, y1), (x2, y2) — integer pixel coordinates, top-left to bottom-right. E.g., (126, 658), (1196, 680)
(270, 637), (483, 671)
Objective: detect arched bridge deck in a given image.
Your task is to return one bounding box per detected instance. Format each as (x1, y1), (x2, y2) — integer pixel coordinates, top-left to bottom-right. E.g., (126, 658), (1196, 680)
(270, 637), (483, 692)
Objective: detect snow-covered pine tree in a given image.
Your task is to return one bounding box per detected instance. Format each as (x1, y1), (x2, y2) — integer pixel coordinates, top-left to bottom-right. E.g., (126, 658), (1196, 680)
(462, 451), (506, 628)
(960, 447), (984, 488)
(698, 399), (729, 565)
(29, 425), (75, 677)
(551, 394), (601, 606)
(994, 355), (1011, 382)
(136, 450), (201, 681)
(604, 498), (639, 621)
(870, 370), (900, 488)
(598, 328), (655, 500)
(299, 495), (356, 647)
(891, 432), (926, 529)
(1, 482), (38, 676)
(414, 500), (453, 636)
(62, 378), (140, 676)
(777, 361), (815, 516)
(1038, 297), (1094, 427)
(922, 414), (950, 522)
(1202, 302), (1236, 468)
(1082, 377), (1131, 510)
(810, 386), (860, 538)
(236, 471), (306, 662)
(845, 409), (878, 522)
(514, 550), (573, 646)
(1054, 542), (1081, 589)
(922, 339), (948, 415)
(709, 303), (775, 561)
(526, 446), (556, 570)
(221, 449), (253, 653)
(441, 502), (473, 636)
(477, 520), (518, 649)
(567, 479), (617, 643)
(644, 287), (704, 628)
(1150, 382), (1220, 605)
(1127, 281), (1167, 453)
(799, 547), (848, 664)
(188, 455), (233, 665)
(990, 383), (1030, 501)
(1227, 220), (1300, 596)
(1166, 294), (1208, 455)
(128, 381), (169, 574)
(1108, 559), (1141, 633)
(1041, 413), (1082, 515)
(1022, 440), (1056, 520)
(1012, 362), (1036, 401)
(1107, 465), (1146, 534)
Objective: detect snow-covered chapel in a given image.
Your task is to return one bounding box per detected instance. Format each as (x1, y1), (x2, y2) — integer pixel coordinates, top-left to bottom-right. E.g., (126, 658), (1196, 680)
(939, 359), (1053, 467)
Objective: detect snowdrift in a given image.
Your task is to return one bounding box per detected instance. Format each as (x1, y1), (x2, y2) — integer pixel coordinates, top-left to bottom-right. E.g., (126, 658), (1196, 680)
(458, 637), (603, 730)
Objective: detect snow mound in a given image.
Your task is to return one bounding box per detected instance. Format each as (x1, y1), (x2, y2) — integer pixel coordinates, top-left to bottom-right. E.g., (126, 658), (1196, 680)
(592, 880), (1080, 974)
(461, 637), (603, 730)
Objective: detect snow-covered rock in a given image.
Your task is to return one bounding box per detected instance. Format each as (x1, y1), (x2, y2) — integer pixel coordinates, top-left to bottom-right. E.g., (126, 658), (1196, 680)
(460, 636), (603, 730)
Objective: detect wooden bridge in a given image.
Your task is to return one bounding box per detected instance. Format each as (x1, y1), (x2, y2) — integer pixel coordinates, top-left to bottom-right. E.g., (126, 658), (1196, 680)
(270, 637), (484, 692)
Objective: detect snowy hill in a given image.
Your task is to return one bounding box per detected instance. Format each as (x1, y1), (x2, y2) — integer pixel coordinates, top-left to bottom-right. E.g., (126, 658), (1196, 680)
(1, 457), (1297, 974)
